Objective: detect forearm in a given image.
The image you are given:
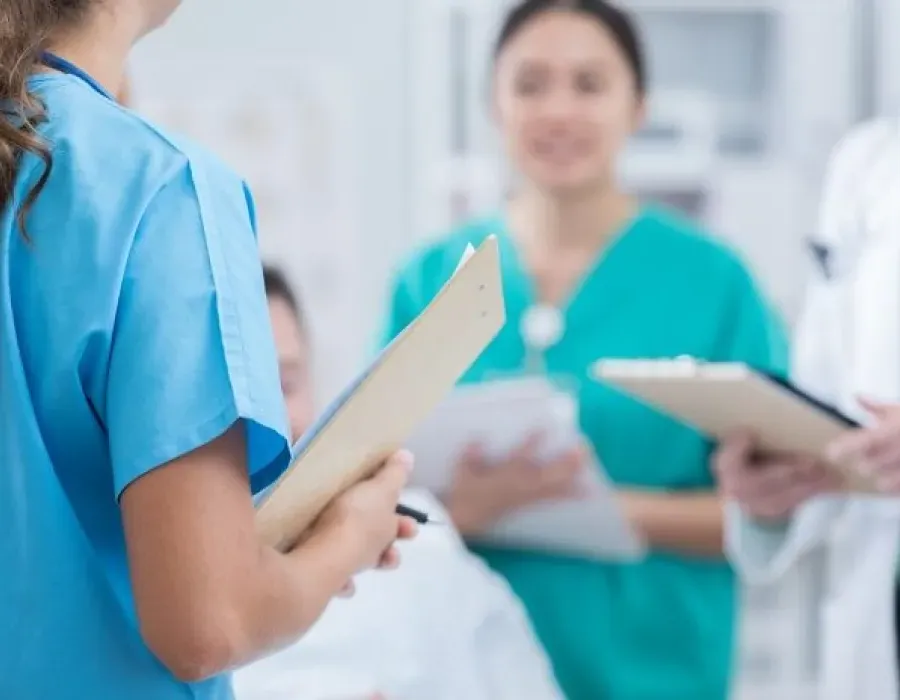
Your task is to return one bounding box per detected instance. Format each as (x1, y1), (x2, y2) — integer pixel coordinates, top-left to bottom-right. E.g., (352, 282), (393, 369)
(239, 531), (359, 664)
(125, 427), (365, 681)
(140, 528), (359, 682)
(619, 489), (724, 558)
(445, 497), (494, 537)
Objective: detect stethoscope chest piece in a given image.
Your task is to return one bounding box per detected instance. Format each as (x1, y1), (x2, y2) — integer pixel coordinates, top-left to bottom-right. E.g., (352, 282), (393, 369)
(520, 303), (565, 352)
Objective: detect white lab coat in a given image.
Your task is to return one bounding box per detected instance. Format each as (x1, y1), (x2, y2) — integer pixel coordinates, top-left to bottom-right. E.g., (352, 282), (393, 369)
(233, 489), (564, 700)
(727, 119), (900, 700)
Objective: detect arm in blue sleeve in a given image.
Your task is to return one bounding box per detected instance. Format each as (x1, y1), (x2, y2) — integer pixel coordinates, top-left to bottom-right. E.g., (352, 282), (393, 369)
(104, 161), (290, 498)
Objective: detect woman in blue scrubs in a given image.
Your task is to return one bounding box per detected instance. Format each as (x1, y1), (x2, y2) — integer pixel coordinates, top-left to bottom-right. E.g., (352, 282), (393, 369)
(381, 1), (788, 698)
(0, 2), (415, 699)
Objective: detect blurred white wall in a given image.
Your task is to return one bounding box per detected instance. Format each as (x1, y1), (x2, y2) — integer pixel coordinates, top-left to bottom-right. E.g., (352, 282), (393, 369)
(874, 0), (900, 115)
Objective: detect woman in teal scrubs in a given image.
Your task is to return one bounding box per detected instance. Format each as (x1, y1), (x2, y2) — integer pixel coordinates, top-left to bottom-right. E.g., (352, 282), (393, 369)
(0, 2), (414, 699)
(381, 1), (788, 698)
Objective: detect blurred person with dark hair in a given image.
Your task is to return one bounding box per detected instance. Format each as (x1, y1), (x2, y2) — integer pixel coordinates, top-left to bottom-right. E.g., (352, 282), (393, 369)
(378, 1), (787, 698)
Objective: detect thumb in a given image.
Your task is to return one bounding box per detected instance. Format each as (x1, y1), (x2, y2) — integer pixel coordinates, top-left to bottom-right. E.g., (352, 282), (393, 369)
(510, 432), (544, 463)
(373, 449), (414, 492)
(858, 395), (892, 420)
(717, 431), (754, 466)
(562, 441), (589, 467)
(459, 442), (487, 472)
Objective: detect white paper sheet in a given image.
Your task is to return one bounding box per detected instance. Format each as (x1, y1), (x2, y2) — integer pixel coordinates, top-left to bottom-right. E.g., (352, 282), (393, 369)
(454, 242), (477, 273)
(405, 378), (646, 561)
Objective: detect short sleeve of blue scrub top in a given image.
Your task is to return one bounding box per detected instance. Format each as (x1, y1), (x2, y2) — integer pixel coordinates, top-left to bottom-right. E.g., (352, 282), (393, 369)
(0, 74), (290, 700)
(103, 158), (290, 496)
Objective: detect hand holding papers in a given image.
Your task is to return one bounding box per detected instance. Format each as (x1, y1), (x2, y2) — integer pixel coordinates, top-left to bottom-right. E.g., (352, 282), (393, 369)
(255, 237), (506, 552)
(592, 357), (877, 491)
(405, 377), (646, 561)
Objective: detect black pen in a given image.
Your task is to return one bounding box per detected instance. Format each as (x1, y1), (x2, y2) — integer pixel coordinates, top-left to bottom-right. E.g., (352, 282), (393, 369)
(396, 503), (441, 525)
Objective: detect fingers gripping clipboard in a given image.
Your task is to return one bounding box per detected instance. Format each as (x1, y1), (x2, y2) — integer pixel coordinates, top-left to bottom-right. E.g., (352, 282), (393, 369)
(256, 237), (506, 552)
(593, 357), (876, 492)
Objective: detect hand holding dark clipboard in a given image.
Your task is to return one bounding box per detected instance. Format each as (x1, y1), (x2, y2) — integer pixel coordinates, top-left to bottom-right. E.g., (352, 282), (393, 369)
(592, 357), (876, 492)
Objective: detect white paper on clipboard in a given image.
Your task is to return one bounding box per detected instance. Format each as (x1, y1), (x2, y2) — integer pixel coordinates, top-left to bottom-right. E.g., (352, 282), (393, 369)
(406, 376), (647, 561)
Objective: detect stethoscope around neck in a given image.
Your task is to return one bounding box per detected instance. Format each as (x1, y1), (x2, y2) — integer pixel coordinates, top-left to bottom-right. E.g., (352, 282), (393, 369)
(520, 302), (565, 374)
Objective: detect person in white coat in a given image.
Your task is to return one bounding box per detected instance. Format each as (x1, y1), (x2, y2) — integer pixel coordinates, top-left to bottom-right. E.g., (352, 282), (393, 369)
(715, 118), (900, 700)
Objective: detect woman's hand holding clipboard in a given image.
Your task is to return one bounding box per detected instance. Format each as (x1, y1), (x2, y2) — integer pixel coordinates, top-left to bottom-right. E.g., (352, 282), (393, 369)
(713, 434), (845, 522)
(825, 399), (900, 493)
(255, 237), (506, 553)
(306, 450), (418, 598)
(592, 357), (885, 494)
(714, 399), (900, 521)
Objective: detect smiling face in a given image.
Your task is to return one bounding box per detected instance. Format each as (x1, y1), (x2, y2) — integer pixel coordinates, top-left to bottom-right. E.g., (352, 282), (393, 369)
(493, 9), (645, 196)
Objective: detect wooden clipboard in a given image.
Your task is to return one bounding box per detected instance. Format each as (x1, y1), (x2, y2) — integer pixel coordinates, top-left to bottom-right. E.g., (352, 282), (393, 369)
(593, 357), (876, 492)
(256, 236), (507, 551)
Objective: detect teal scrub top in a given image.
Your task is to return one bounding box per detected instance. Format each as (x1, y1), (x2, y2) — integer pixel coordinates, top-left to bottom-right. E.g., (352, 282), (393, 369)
(381, 207), (789, 700)
(0, 75), (291, 698)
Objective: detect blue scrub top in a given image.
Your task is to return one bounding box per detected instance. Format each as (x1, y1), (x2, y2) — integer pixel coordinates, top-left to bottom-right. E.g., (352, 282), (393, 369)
(381, 208), (789, 699)
(0, 75), (291, 698)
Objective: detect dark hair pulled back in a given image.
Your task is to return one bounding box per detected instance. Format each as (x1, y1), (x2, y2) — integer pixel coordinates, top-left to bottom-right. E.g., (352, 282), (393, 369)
(263, 264), (306, 332)
(493, 0), (646, 95)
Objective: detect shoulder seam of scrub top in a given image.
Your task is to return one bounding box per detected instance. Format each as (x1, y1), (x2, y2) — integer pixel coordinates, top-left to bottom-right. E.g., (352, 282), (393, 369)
(184, 159), (259, 413)
(96, 72), (265, 416)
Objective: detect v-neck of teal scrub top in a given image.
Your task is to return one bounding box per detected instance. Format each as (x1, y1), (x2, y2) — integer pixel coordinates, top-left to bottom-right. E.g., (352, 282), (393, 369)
(381, 206), (789, 700)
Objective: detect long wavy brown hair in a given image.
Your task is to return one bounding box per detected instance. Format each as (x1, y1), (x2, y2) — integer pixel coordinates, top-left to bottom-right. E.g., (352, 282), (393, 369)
(0, 0), (94, 239)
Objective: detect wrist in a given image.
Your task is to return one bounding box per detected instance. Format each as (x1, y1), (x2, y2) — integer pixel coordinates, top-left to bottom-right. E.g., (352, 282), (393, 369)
(244, 536), (358, 645)
(289, 525), (361, 589)
(445, 497), (495, 537)
(618, 489), (654, 530)
(749, 512), (792, 530)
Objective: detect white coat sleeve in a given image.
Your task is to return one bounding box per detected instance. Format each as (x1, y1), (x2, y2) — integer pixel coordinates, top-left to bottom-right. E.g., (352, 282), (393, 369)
(725, 123), (890, 584)
(726, 499), (844, 584)
(726, 269), (846, 584)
